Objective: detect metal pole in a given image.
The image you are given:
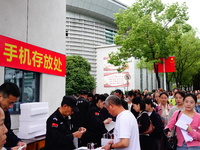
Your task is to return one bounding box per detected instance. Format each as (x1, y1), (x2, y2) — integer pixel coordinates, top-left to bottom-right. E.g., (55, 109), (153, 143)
(163, 58), (167, 91)
(127, 80), (128, 92)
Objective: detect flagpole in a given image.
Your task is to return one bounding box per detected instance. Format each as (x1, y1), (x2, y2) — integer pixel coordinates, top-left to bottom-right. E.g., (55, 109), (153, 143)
(163, 58), (167, 91)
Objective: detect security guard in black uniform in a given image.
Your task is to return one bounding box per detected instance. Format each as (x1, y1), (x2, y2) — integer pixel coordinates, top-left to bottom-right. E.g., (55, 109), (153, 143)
(81, 94), (112, 147)
(71, 90), (89, 128)
(45, 96), (86, 150)
(71, 90), (89, 147)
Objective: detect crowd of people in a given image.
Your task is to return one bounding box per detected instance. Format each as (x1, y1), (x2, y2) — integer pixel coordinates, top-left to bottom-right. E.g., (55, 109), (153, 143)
(1, 82), (200, 150)
(45, 88), (200, 150)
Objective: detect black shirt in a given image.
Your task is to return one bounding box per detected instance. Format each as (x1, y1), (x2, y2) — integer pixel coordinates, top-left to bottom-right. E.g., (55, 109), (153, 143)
(4, 110), (21, 150)
(149, 110), (164, 139)
(81, 105), (107, 147)
(71, 97), (89, 128)
(45, 108), (75, 150)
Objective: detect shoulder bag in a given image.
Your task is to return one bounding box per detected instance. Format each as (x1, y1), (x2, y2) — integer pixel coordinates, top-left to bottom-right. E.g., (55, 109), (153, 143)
(168, 110), (181, 150)
(139, 112), (155, 134)
(142, 119), (155, 134)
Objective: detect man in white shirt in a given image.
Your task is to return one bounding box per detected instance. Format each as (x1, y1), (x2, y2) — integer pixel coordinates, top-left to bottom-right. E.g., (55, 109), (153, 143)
(102, 95), (140, 150)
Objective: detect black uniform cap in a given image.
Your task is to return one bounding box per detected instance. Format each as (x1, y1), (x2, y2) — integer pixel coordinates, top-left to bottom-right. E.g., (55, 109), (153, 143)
(61, 96), (79, 113)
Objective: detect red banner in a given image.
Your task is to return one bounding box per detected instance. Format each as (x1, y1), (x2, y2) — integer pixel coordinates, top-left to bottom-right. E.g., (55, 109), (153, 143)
(0, 35), (66, 76)
(155, 56), (176, 73)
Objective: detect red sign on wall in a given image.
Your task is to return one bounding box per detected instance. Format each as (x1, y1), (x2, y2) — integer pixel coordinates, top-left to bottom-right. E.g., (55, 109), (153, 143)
(0, 35), (66, 76)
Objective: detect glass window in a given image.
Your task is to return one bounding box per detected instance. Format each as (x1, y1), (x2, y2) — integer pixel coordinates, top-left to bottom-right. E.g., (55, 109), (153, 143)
(4, 67), (40, 114)
(105, 29), (117, 44)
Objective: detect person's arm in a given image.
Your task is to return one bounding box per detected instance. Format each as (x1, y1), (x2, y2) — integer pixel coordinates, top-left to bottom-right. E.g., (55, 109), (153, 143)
(16, 141), (27, 150)
(102, 138), (129, 150)
(110, 138), (129, 148)
(187, 114), (200, 141)
(164, 110), (181, 137)
(165, 110), (180, 131)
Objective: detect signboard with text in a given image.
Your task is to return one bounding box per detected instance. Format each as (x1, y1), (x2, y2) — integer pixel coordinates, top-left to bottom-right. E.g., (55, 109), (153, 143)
(0, 35), (66, 76)
(103, 57), (130, 87)
(104, 72), (130, 87)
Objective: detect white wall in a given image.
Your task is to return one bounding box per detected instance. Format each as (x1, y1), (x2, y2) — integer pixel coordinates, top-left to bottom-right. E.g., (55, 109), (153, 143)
(26, 0), (66, 115)
(0, 0), (27, 41)
(0, 0), (66, 129)
(96, 45), (137, 94)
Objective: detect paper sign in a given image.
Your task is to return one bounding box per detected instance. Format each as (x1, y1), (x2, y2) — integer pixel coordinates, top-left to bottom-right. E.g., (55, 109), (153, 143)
(181, 129), (193, 142)
(175, 113), (193, 142)
(175, 114), (193, 130)
(105, 121), (115, 132)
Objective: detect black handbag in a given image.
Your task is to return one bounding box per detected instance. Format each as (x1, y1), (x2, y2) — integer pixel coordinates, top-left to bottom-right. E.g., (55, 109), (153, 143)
(168, 135), (178, 150)
(168, 110), (181, 150)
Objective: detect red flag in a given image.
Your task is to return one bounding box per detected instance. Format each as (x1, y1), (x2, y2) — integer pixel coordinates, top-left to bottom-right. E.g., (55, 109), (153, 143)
(154, 56), (176, 73)
(165, 56), (176, 72)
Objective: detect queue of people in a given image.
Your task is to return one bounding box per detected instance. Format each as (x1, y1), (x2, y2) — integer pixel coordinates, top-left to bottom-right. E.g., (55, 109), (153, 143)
(1, 81), (200, 150)
(44, 87), (200, 150)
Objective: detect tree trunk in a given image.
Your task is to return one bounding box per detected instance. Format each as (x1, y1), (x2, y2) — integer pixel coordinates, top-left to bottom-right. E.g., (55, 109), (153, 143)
(154, 63), (161, 88)
(166, 73), (170, 91)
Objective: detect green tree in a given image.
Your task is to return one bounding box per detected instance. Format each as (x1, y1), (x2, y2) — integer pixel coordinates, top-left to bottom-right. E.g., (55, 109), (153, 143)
(65, 55), (96, 95)
(108, 0), (189, 88)
(167, 30), (200, 88)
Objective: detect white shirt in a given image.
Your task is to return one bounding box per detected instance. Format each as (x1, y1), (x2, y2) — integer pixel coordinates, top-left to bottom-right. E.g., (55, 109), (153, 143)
(114, 110), (140, 150)
(128, 103), (132, 111)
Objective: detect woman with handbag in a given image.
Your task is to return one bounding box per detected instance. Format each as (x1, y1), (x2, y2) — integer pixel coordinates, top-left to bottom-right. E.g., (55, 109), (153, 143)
(132, 97), (154, 150)
(164, 93), (200, 150)
(144, 98), (164, 150)
(167, 91), (185, 149)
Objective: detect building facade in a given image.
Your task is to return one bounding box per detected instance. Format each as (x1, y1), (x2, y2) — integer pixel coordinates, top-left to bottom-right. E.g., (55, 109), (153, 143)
(66, 0), (160, 93)
(0, 0), (66, 129)
(66, 0), (126, 76)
